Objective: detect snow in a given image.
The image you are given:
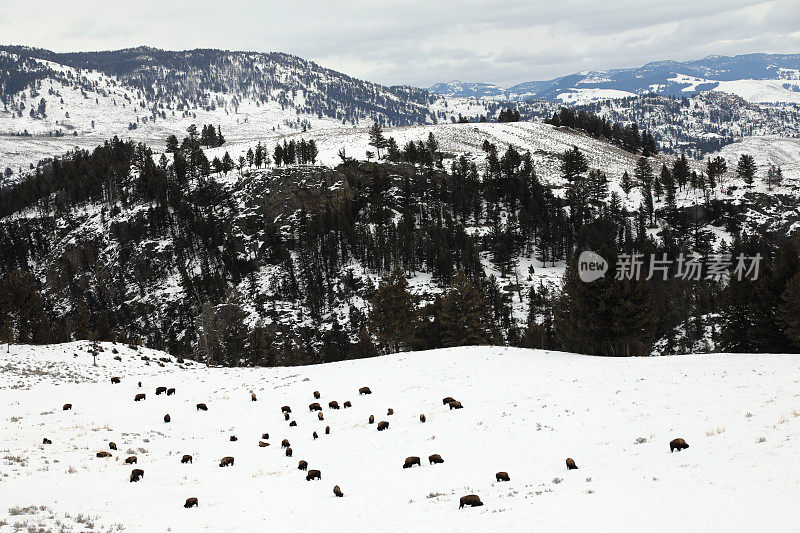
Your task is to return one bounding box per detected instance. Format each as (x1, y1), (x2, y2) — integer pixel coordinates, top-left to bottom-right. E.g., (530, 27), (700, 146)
(2, 343), (800, 531)
(555, 88), (636, 105)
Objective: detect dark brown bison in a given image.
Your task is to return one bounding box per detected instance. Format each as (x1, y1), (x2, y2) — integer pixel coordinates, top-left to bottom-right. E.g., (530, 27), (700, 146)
(219, 456), (235, 467)
(131, 468), (144, 479)
(111, 377), (121, 384)
(290, 420), (298, 427)
(258, 441), (270, 447)
(184, 497), (198, 508)
(138, 381), (142, 388)
(420, 414), (426, 423)
(325, 426), (330, 435)
(63, 403), (72, 410)
(167, 388), (176, 396)
(369, 415), (375, 424)
(130, 472), (142, 483)
(181, 454), (192, 464)
(313, 391), (321, 399)
(298, 460), (308, 471)
(281, 439), (290, 449)
(329, 401), (340, 410)
(284, 412), (291, 421)
(285, 447), (293, 457)
(281, 406), (292, 413)
(317, 412), (324, 421)
(670, 438), (689, 452)
(387, 408), (394, 416)
(496, 471), (510, 482)
(156, 387), (167, 395)
(377, 421), (389, 431)
(309, 402), (322, 412)
(459, 495), (483, 509)
(566, 458), (578, 470)
(125, 456), (137, 464)
(313, 431), (318, 440)
(333, 485), (343, 497)
(403, 456), (421, 468)
(164, 414), (171, 423)
(135, 394), (146, 402)
(306, 469), (321, 481)
(448, 401), (463, 410)
(230, 435), (238, 442)
(109, 442), (117, 450)
(251, 392), (257, 402)
(359, 387), (372, 395)
(42, 438), (52, 445)
(442, 397), (455, 405)
(428, 454), (444, 465)
(343, 401), (352, 408)
(261, 433), (269, 440)
(196, 403), (207, 411)
(96, 451), (112, 458)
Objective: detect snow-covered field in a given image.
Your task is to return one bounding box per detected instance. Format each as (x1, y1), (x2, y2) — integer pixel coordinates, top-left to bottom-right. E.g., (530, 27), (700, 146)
(2, 343), (800, 532)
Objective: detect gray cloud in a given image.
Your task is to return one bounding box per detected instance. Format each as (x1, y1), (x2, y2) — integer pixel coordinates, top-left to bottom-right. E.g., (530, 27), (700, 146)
(0, 0), (798, 87)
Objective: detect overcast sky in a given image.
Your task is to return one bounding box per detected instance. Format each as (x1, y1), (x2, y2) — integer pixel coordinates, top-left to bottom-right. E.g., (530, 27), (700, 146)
(1, 0), (799, 87)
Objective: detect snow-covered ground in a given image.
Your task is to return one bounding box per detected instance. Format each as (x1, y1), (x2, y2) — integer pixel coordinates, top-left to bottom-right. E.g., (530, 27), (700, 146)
(2, 343), (800, 532)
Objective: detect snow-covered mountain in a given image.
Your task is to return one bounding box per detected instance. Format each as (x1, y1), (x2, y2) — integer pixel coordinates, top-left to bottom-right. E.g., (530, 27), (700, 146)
(2, 343), (799, 531)
(429, 53), (800, 104)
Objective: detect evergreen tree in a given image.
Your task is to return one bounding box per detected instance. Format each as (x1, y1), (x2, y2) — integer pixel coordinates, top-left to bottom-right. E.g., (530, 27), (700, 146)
(368, 269), (417, 353)
(736, 154), (756, 187)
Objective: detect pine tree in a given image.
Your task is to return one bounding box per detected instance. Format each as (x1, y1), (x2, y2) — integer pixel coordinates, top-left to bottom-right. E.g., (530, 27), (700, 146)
(621, 170), (632, 197)
(435, 271), (495, 347)
(765, 164), (783, 190)
(736, 154), (756, 187)
(368, 269), (417, 353)
(368, 122), (387, 159)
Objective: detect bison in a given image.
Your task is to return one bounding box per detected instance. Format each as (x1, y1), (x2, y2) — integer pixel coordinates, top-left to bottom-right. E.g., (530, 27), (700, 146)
(138, 381), (142, 388)
(309, 402), (322, 412)
(428, 454), (444, 465)
(329, 401), (340, 410)
(343, 401), (351, 408)
(448, 401), (463, 410)
(262, 433), (269, 440)
(377, 421), (389, 431)
(230, 435), (238, 442)
(387, 408), (394, 416)
(670, 438), (689, 452)
(306, 469), (321, 481)
(495, 472), (510, 482)
(219, 456), (235, 467)
(181, 455), (192, 464)
(125, 456), (137, 464)
(134, 394), (146, 402)
(167, 388), (176, 396)
(156, 387), (167, 395)
(131, 468), (144, 481)
(196, 403), (208, 411)
(281, 406), (292, 413)
(313, 391), (321, 399)
(325, 426), (330, 435)
(369, 415), (375, 424)
(359, 387), (372, 395)
(184, 497), (198, 508)
(284, 412), (291, 421)
(111, 377), (121, 384)
(442, 397), (455, 405)
(313, 431), (318, 440)
(420, 414), (426, 423)
(403, 456), (421, 469)
(285, 447), (293, 457)
(281, 439), (290, 449)
(258, 441), (270, 447)
(333, 485), (343, 497)
(96, 451), (112, 458)
(130, 472), (142, 483)
(109, 442), (117, 450)
(459, 495), (483, 509)
(164, 414), (171, 423)
(42, 438), (52, 445)
(317, 412), (324, 421)
(298, 460), (308, 471)
(63, 403), (72, 410)
(251, 392), (257, 402)
(566, 458), (578, 470)
(290, 420), (298, 427)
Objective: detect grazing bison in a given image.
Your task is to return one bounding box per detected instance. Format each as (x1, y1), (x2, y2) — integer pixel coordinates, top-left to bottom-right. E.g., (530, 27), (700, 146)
(196, 403), (207, 411)
(42, 438), (52, 445)
(262, 433), (269, 440)
(442, 397), (455, 405)
(387, 408), (394, 416)
(164, 414), (171, 423)
(403, 456), (421, 469)
(131, 468), (144, 479)
(219, 456), (235, 467)
(111, 377), (121, 384)
(96, 451), (112, 458)
(496, 472), (510, 482)
(306, 469), (321, 481)
(281, 439), (290, 449)
(313, 391), (321, 399)
(359, 387), (372, 395)
(459, 495), (483, 509)
(290, 420), (298, 427)
(298, 460), (308, 471)
(125, 456), (137, 464)
(670, 438), (689, 452)
(156, 387), (167, 395)
(285, 447), (293, 457)
(230, 436), (238, 442)
(369, 415), (375, 424)
(428, 454), (444, 465)
(135, 394), (146, 402)
(284, 412), (291, 421)
(329, 401), (340, 410)
(258, 441), (270, 447)
(167, 388), (176, 396)
(313, 431), (318, 440)
(251, 392), (257, 402)
(181, 455), (192, 464)
(420, 414), (426, 423)
(333, 485), (343, 497)
(317, 412), (324, 421)
(448, 401), (463, 410)
(130, 472), (141, 483)
(63, 403), (72, 411)
(325, 426), (330, 435)
(309, 403), (322, 412)
(566, 458), (578, 470)
(281, 406), (292, 413)
(343, 401), (351, 408)
(184, 497), (198, 508)
(377, 421), (389, 431)
(138, 381), (142, 388)
(109, 442), (117, 450)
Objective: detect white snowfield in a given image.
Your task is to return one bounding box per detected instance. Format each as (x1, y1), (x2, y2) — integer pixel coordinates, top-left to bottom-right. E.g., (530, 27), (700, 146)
(1, 343), (800, 532)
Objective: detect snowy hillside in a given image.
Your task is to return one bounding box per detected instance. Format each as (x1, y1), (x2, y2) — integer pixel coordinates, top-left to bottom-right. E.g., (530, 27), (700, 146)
(2, 344), (799, 531)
